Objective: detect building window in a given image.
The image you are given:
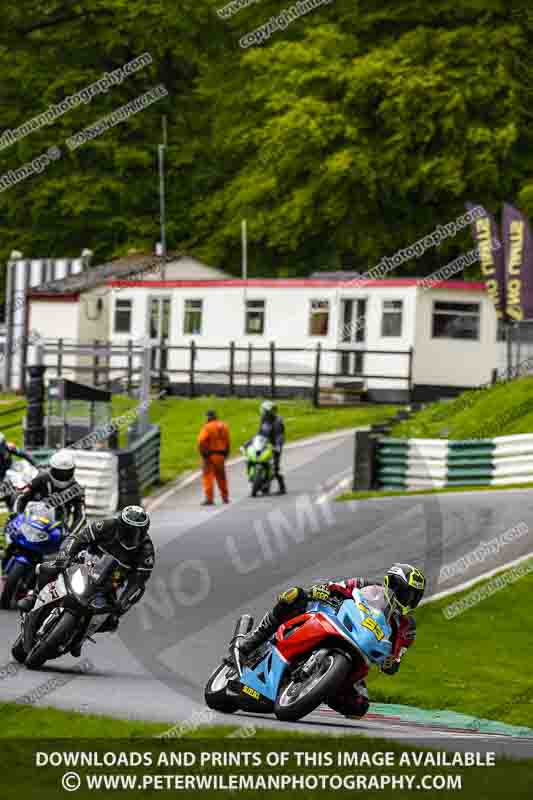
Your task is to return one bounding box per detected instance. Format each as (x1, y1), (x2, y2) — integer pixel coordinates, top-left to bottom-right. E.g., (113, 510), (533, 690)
(114, 299), (132, 334)
(432, 301), (480, 340)
(309, 300), (330, 336)
(184, 299), (203, 335)
(381, 300), (403, 337)
(245, 299), (265, 335)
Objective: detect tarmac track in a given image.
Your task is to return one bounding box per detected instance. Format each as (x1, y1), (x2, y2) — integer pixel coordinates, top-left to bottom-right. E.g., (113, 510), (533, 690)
(1, 430), (532, 758)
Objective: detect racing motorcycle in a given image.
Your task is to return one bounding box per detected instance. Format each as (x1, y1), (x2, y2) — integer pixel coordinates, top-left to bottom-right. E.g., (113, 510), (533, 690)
(1, 502), (64, 610)
(11, 550), (123, 669)
(242, 434), (273, 497)
(205, 586), (392, 722)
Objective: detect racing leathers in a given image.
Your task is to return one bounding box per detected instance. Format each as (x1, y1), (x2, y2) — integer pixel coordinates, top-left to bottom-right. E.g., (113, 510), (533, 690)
(13, 470), (86, 536)
(29, 517), (155, 653)
(235, 578), (417, 718)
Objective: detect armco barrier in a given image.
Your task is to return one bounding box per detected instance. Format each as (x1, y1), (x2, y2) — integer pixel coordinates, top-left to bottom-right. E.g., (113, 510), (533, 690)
(376, 433), (533, 490)
(117, 425), (161, 506)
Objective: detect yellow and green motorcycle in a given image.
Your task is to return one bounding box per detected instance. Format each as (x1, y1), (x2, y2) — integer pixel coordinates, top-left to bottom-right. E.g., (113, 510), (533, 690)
(243, 435), (273, 497)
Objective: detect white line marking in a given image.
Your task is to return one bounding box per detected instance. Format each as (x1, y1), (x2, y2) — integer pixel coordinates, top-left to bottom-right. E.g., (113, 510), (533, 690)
(422, 549), (533, 605)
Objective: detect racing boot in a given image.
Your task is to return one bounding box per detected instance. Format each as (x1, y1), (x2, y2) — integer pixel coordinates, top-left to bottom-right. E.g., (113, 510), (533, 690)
(276, 473), (287, 496)
(17, 590), (36, 613)
(231, 611), (278, 670)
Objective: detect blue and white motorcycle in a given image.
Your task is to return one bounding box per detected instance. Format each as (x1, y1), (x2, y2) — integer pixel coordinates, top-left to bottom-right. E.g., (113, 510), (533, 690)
(1, 502), (64, 610)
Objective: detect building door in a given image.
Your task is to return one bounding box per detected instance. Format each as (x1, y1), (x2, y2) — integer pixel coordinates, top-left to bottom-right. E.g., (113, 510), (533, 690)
(339, 298), (367, 376)
(149, 296), (171, 372)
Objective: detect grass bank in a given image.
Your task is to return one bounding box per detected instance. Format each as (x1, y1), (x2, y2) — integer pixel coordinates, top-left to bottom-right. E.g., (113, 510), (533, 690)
(368, 559), (533, 728)
(107, 396), (397, 484)
(392, 376), (533, 439)
(0, 394), (396, 485)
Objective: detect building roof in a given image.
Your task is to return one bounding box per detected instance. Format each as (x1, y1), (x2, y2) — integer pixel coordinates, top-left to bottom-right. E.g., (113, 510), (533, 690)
(28, 252), (231, 296)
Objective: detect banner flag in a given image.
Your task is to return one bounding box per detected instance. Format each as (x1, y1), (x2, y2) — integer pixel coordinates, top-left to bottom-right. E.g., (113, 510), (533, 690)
(466, 203), (506, 320)
(502, 203), (533, 321)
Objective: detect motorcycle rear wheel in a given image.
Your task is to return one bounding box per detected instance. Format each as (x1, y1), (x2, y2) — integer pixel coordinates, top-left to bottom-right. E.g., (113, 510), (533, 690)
(25, 610), (78, 670)
(204, 663), (239, 713)
(274, 649), (351, 722)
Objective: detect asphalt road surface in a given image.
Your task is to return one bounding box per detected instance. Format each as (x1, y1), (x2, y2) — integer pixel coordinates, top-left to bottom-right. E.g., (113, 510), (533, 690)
(1, 430), (532, 757)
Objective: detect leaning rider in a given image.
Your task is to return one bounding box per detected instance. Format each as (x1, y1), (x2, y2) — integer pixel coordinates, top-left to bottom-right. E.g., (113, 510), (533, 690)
(231, 563), (425, 718)
(19, 506), (155, 657)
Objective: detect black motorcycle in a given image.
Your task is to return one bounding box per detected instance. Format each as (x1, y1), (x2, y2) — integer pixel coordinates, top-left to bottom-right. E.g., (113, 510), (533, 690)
(12, 551), (122, 670)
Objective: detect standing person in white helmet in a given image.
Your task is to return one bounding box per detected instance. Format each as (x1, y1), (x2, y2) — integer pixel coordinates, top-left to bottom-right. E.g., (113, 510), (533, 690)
(13, 449), (86, 536)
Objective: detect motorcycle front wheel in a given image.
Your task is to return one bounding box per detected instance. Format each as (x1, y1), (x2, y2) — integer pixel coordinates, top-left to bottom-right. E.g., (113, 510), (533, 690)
(204, 663), (240, 714)
(274, 649), (351, 722)
(251, 469), (264, 498)
(25, 610), (78, 670)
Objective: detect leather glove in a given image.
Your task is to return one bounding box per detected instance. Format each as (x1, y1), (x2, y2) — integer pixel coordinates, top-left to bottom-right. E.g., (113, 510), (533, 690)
(309, 584), (332, 602)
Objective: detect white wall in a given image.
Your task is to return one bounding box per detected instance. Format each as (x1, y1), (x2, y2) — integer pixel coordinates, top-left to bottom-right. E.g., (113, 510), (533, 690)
(413, 288), (498, 387)
(108, 284), (419, 391)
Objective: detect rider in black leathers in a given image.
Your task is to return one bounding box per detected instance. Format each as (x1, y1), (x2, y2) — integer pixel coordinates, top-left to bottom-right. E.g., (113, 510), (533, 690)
(13, 449), (86, 536)
(19, 506), (155, 656)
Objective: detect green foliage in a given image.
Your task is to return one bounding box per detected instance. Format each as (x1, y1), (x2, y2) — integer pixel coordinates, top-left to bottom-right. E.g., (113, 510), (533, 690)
(0, 1), (531, 300)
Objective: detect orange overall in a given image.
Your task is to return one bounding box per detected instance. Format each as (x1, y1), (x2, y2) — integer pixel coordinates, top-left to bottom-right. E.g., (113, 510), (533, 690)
(198, 420), (231, 502)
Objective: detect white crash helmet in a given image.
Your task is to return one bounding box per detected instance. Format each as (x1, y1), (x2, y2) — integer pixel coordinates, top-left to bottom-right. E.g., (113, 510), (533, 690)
(49, 449), (76, 488)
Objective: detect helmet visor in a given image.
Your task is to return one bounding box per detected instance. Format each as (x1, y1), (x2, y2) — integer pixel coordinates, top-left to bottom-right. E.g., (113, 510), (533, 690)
(51, 467), (74, 486)
(385, 575), (424, 614)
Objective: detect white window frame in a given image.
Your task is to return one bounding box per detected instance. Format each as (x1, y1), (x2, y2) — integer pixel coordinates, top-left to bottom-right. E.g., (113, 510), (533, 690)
(114, 298), (132, 334)
(183, 298), (203, 336)
(380, 298), (403, 338)
(431, 300), (480, 341)
(308, 299), (330, 337)
(245, 298), (266, 336)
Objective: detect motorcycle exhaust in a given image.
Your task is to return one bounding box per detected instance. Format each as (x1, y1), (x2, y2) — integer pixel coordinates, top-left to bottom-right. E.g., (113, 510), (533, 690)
(233, 614), (254, 638)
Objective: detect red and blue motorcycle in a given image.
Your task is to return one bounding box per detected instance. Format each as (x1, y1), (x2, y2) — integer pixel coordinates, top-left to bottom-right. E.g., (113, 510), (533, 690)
(205, 587), (393, 722)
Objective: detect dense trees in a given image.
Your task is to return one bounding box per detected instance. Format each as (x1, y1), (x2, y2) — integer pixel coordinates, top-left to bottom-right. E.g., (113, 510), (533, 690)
(0, 1), (531, 298)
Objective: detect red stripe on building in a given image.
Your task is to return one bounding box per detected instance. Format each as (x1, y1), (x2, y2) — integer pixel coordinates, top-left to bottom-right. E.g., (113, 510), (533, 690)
(107, 278), (486, 291)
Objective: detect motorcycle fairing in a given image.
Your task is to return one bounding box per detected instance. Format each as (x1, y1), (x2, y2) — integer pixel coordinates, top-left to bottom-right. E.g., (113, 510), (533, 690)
(240, 646), (289, 702)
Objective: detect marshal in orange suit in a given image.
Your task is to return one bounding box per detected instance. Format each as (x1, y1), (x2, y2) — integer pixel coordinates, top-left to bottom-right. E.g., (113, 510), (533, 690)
(197, 410), (231, 506)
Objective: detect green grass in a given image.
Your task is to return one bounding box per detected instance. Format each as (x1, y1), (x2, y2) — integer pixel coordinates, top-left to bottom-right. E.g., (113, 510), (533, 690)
(0, 394), (396, 485)
(0, 702), (170, 737)
(112, 396), (397, 485)
(338, 482), (533, 502)
(368, 559), (533, 728)
(392, 375), (533, 439)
